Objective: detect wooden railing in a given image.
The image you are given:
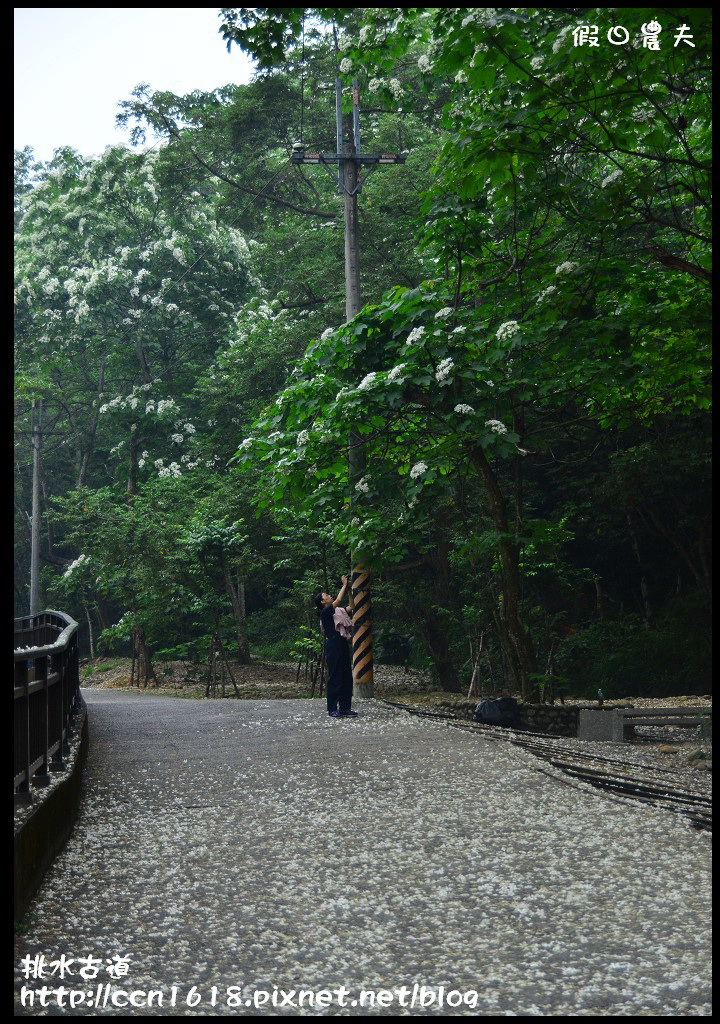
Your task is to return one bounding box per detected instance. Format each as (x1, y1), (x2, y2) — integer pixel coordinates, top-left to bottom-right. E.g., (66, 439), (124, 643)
(14, 611), (81, 804)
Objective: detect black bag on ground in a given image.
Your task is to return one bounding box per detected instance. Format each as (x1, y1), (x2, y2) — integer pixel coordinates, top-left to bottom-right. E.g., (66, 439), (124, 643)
(473, 696), (524, 728)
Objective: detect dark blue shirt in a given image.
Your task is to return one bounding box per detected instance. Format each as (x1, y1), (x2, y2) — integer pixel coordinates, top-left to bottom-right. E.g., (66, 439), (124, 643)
(320, 605), (344, 650)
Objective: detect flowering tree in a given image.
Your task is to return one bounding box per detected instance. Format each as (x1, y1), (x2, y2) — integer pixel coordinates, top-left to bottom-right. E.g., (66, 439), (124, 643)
(236, 292), (544, 691)
(15, 145), (254, 494)
(231, 7), (710, 697)
(15, 8), (710, 698)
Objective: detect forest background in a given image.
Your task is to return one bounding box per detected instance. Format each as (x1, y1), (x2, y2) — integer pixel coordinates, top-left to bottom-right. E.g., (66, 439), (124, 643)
(14, 7), (711, 700)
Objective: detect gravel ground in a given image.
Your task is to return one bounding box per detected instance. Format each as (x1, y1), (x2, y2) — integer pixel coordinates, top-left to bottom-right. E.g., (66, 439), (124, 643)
(78, 658), (438, 699)
(14, 692), (711, 1017)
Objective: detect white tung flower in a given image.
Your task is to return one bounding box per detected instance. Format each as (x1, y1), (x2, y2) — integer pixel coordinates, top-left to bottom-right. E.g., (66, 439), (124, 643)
(552, 25), (572, 53)
(406, 325), (425, 345)
(455, 70), (468, 84)
(485, 419), (508, 435)
(454, 404), (474, 414)
(238, 438), (252, 451)
(170, 433), (184, 444)
(63, 554), (88, 579)
(601, 168), (623, 188)
(496, 320), (521, 341)
(320, 327), (336, 341)
(355, 476), (370, 493)
(536, 285), (557, 303)
(555, 261), (579, 275)
(435, 306), (453, 319)
(388, 78), (403, 99)
(156, 399), (179, 415)
(435, 357), (454, 382)
(339, 57), (353, 74)
(410, 461), (428, 479)
(296, 430), (309, 447)
(357, 372), (377, 390)
(387, 363), (406, 381)
(417, 54), (432, 73)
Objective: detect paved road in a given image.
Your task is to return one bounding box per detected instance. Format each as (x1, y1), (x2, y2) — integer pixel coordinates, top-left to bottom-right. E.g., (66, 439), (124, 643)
(15, 692), (711, 1016)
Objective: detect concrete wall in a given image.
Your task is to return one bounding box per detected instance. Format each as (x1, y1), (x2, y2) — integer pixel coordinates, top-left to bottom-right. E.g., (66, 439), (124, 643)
(14, 700), (89, 923)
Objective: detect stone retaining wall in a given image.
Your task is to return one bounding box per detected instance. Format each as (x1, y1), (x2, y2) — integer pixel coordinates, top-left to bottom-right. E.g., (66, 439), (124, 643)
(427, 700), (631, 737)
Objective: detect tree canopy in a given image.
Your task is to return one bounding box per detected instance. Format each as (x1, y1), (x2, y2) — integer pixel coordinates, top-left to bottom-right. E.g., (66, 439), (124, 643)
(15, 7), (711, 699)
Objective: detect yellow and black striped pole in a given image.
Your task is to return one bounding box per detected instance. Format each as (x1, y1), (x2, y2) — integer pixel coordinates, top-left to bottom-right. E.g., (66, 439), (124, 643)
(351, 561), (374, 698)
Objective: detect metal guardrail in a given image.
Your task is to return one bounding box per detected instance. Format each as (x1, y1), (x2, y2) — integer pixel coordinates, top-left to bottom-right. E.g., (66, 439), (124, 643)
(14, 610), (81, 804)
(616, 706), (712, 727)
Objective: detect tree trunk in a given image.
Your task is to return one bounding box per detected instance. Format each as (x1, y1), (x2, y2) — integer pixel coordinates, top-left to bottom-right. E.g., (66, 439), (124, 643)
(467, 445), (538, 698)
(77, 361), (105, 487)
(134, 628), (157, 688)
(626, 511), (651, 628)
(30, 400), (42, 616)
(127, 424), (139, 496)
(224, 566), (250, 664)
(419, 604), (461, 692)
(424, 538), (461, 692)
(594, 578), (605, 619)
(85, 604), (95, 660)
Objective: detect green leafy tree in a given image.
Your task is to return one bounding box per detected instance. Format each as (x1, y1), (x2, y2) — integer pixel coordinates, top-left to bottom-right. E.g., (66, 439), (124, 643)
(232, 8), (710, 697)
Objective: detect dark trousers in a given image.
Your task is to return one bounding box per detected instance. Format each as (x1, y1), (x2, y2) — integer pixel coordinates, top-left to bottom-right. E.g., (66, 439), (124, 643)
(325, 639), (353, 713)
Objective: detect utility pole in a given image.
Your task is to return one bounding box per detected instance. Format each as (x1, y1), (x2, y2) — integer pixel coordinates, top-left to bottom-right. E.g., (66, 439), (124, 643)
(291, 75), (406, 699)
(30, 399), (42, 616)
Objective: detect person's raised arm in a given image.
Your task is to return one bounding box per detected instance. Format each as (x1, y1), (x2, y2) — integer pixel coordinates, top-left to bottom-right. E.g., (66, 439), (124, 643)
(332, 575), (349, 608)
(345, 573), (354, 612)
